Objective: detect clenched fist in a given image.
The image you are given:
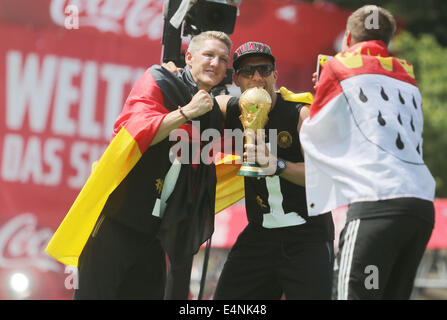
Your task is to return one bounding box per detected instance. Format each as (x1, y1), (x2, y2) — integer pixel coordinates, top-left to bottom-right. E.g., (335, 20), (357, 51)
(183, 90), (214, 119)
(162, 61), (183, 75)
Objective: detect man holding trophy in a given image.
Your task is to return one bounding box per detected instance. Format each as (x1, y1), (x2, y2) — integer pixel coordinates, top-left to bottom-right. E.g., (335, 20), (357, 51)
(213, 42), (334, 299)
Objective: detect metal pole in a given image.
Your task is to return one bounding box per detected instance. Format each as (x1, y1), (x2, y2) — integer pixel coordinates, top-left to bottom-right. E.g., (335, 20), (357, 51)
(198, 236), (212, 300)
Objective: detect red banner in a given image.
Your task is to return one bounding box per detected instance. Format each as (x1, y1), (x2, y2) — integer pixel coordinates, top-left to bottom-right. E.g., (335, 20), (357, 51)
(0, 21), (148, 299)
(331, 202), (447, 251)
(430, 200), (447, 249)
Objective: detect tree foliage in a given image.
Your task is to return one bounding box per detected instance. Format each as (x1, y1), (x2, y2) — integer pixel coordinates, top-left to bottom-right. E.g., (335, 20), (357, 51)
(392, 32), (447, 197)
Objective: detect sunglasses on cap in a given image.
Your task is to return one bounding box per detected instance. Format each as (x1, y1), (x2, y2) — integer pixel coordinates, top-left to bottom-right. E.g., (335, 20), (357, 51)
(236, 64), (275, 78)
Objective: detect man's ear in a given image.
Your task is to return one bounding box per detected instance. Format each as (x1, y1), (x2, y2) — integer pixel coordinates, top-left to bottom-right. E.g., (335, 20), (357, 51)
(346, 30), (352, 48)
(233, 72), (240, 87)
(185, 51), (193, 68)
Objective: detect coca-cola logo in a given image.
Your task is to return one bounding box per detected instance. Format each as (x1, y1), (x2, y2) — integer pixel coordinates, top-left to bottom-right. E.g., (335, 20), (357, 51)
(50, 0), (164, 39)
(0, 214), (60, 272)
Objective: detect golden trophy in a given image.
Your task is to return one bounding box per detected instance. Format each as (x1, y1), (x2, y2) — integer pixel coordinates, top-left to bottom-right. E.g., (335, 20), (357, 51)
(238, 87), (272, 177)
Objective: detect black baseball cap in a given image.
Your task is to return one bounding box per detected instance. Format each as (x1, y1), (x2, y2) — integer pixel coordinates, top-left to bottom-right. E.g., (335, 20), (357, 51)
(232, 41), (275, 70)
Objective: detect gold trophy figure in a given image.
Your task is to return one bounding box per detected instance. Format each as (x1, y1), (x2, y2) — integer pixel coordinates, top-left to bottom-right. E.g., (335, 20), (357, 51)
(238, 87), (272, 177)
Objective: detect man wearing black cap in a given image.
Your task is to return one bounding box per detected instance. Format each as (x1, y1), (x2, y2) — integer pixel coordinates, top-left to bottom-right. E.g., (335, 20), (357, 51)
(213, 42), (335, 299)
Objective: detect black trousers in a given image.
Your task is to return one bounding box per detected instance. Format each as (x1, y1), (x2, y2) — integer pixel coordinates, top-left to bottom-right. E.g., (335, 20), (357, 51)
(333, 213), (433, 300)
(74, 216), (166, 300)
(164, 255), (194, 300)
(214, 223), (334, 300)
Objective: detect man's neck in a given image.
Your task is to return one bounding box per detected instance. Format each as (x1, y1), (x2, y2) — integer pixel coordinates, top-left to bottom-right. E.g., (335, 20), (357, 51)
(197, 84), (211, 92)
(270, 91), (278, 110)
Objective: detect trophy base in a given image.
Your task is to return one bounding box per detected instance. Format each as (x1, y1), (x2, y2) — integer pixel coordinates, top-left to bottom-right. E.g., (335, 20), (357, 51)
(238, 163), (267, 177)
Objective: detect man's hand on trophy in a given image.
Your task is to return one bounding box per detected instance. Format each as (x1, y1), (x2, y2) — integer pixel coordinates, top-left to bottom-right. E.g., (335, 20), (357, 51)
(183, 90), (214, 119)
(244, 130), (277, 175)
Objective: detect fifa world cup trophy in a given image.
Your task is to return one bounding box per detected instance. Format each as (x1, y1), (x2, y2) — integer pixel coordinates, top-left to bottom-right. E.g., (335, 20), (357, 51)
(238, 87), (272, 177)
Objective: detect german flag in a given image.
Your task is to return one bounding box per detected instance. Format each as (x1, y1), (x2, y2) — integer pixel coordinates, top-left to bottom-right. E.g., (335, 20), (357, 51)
(45, 65), (243, 267)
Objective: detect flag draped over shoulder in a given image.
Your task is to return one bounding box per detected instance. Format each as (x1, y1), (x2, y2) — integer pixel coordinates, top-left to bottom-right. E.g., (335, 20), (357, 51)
(45, 65), (243, 267)
(215, 153), (244, 213)
(277, 86), (313, 105)
(300, 40), (435, 216)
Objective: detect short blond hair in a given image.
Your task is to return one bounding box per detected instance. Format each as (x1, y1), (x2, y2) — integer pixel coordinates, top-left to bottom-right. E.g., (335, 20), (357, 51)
(347, 5), (396, 45)
(188, 31), (232, 55)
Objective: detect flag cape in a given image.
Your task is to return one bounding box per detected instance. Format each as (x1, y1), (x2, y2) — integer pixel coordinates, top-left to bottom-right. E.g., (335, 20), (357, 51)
(45, 66), (243, 267)
(300, 40), (435, 216)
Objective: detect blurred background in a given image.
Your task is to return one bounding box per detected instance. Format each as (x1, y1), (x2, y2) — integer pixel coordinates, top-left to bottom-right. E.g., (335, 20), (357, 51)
(0, 0), (446, 300)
